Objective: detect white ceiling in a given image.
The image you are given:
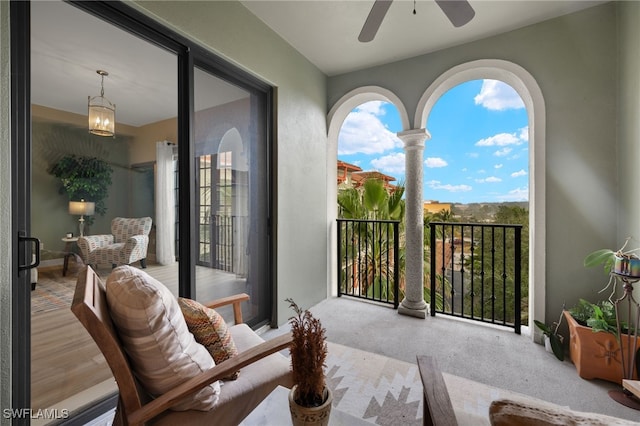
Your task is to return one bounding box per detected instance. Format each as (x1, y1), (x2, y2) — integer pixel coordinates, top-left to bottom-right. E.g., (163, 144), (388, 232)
(30, 0), (606, 128)
(241, 0), (606, 76)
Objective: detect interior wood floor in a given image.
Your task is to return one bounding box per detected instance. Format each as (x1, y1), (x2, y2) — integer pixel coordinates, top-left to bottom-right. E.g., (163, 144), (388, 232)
(31, 260), (250, 413)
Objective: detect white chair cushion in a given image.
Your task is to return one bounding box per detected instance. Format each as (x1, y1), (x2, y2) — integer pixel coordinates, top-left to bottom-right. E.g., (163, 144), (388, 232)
(151, 324), (293, 425)
(105, 265), (220, 411)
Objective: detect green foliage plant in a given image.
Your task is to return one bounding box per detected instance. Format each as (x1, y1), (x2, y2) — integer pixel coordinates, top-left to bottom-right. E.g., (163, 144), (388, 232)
(286, 298), (328, 408)
(534, 308), (564, 361)
(569, 298), (619, 336)
(49, 155), (113, 223)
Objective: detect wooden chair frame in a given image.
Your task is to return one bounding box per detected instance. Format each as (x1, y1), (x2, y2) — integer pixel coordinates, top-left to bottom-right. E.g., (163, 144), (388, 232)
(417, 355), (458, 426)
(71, 266), (292, 425)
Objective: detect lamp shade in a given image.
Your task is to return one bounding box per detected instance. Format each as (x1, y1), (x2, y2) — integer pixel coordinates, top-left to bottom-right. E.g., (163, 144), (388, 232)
(88, 95), (115, 136)
(69, 200), (95, 216)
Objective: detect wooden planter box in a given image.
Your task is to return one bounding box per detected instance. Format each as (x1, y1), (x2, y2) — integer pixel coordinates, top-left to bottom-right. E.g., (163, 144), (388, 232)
(564, 310), (640, 384)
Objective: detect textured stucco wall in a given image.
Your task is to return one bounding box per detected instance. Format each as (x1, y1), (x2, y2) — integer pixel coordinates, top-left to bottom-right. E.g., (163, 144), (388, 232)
(328, 3), (618, 324)
(0, 0), (11, 423)
(131, 0), (329, 325)
(617, 1), (640, 301)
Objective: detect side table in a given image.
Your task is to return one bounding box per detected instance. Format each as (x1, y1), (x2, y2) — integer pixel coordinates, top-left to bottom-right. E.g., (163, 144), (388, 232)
(61, 237), (81, 276)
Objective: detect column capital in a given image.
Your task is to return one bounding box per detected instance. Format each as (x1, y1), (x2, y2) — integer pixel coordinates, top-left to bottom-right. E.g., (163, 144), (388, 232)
(397, 128), (431, 149)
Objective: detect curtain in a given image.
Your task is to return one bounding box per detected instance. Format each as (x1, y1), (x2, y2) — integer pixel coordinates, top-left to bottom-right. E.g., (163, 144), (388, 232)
(155, 141), (176, 265)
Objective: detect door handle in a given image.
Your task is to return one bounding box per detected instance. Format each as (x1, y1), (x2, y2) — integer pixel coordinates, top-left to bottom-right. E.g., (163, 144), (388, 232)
(18, 234), (40, 271)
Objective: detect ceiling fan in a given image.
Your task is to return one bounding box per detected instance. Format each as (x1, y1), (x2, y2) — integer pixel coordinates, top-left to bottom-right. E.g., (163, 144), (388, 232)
(359, 0), (475, 43)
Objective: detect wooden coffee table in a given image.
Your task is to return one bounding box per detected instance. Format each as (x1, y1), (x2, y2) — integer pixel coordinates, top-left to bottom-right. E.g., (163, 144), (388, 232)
(622, 380), (640, 399)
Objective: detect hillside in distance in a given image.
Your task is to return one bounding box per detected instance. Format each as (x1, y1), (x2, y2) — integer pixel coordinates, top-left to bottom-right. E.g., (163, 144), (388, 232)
(452, 201), (529, 222)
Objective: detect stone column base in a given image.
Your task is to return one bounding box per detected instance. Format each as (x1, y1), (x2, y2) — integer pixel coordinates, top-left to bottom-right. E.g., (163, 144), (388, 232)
(398, 300), (428, 319)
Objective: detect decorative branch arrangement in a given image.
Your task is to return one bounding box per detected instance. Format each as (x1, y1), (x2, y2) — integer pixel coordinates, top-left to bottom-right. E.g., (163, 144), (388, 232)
(286, 298), (328, 407)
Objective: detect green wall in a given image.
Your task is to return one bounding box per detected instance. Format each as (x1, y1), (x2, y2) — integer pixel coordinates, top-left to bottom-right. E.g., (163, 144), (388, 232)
(617, 1), (640, 301)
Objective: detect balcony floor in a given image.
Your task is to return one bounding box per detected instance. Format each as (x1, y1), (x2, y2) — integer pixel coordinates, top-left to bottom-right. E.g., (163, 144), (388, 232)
(263, 296), (640, 422)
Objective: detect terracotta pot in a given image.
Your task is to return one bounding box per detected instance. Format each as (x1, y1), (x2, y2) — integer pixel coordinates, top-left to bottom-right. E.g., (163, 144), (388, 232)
(564, 310), (640, 384)
(288, 385), (332, 426)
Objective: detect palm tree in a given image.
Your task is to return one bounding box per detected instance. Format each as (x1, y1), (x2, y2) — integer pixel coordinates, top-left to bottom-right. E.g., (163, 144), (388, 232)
(337, 179), (404, 301)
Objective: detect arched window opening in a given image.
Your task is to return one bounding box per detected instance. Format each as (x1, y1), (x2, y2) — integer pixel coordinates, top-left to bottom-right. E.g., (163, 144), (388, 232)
(425, 78), (530, 329)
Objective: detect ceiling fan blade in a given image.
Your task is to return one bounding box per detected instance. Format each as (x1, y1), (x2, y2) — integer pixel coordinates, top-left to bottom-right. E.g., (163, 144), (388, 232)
(435, 0), (475, 28)
(358, 0), (393, 43)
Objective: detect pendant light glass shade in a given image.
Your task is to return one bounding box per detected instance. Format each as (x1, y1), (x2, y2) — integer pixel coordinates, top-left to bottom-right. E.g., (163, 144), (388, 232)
(88, 70), (115, 137)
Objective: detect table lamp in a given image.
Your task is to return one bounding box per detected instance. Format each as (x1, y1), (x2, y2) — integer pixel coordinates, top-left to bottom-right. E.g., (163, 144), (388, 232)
(69, 199), (95, 237)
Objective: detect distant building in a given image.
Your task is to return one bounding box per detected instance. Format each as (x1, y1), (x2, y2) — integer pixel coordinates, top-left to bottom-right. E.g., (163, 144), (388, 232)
(424, 200), (452, 215)
(337, 160), (397, 191)
(337, 160), (362, 187)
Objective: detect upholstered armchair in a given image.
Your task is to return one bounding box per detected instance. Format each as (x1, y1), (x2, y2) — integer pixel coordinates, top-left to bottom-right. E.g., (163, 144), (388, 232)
(77, 217), (152, 269)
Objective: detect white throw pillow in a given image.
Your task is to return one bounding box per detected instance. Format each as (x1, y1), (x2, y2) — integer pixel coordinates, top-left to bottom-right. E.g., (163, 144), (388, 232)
(106, 265), (220, 411)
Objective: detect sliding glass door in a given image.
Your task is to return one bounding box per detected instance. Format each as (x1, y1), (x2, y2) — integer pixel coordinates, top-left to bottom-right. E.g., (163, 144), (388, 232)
(193, 67), (271, 327)
(12, 0), (274, 422)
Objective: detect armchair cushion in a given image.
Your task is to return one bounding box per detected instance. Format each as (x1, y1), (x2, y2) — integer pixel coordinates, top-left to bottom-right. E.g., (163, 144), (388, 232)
(105, 266), (220, 411)
(178, 297), (239, 380)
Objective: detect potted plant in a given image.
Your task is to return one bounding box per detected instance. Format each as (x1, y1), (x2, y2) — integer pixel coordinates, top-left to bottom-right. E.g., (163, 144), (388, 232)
(563, 298), (640, 384)
(584, 237), (640, 281)
(286, 298), (332, 426)
(534, 309), (564, 361)
(565, 240), (640, 384)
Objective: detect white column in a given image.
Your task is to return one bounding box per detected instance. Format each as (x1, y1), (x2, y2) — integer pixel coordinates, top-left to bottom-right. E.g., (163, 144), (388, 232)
(398, 128), (430, 319)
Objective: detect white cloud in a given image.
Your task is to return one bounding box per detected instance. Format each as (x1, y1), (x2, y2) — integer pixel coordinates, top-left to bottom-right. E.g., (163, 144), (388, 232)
(476, 176), (502, 183)
(494, 164), (503, 169)
(427, 180), (472, 192)
(476, 132), (521, 147)
(494, 147), (512, 157)
(496, 186), (529, 202)
(371, 152), (405, 175)
(425, 157), (448, 168)
(474, 80), (525, 111)
(355, 101), (385, 115)
(511, 169), (527, 177)
(519, 126), (529, 142)
(338, 101), (402, 155)
(467, 152), (479, 158)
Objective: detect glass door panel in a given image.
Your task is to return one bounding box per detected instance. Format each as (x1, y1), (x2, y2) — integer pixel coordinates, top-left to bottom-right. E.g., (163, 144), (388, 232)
(30, 0), (178, 420)
(193, 67), (269, 327)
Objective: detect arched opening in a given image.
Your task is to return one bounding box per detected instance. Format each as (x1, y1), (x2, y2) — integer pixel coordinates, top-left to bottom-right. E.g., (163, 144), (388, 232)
(415, 59), (545, 335)
(327, 87), (410, 297)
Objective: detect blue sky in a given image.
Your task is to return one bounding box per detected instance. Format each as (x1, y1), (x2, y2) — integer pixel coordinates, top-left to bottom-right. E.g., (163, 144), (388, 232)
(338, 80), (529, 204)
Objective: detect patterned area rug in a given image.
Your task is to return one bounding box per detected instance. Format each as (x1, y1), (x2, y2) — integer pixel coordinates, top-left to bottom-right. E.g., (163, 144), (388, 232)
(31, 269), (77, 314)
(325, 342), (423, 425)
(323, 342), (552, 426)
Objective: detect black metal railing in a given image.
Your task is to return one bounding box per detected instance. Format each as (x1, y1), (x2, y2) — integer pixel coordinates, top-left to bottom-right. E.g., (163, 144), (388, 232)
(429, 222), (522, 334)
(337, 219), (400, 308)
(213, 214), (235, 272)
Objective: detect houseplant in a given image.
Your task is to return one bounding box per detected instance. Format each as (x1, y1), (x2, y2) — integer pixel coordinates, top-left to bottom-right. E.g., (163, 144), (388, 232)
(563, 300), (640, 384)
(534, 308), (564, 361)
(286, 298), (332, 426)
(49, 155), (113, 225)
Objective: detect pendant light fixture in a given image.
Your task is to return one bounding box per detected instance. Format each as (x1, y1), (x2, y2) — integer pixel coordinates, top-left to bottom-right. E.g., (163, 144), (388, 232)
(88, 70), (116, 137)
